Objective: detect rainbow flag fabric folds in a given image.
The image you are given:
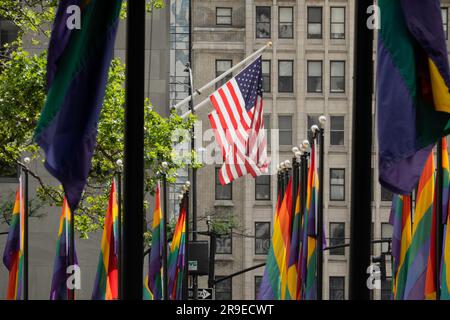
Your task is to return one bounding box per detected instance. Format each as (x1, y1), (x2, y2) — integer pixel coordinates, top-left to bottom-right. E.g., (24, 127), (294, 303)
(2, 178), (24, 300)
(258, 178), (292, 300)
(440, 138), (450, 299)
(144, 182), (163, 300)
(168, 197), (187, 300)
(285, 187), (301, 300)
(92, 179), (119, 300)
(50, 197), (78, 300)
(34, 0), (123, 212)
(377, 0), (450, 195)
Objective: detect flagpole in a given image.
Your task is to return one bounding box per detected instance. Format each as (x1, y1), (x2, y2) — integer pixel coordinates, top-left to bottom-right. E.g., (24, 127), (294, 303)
(178, 42), (272, 118)
(349, 0), (374, 300)
(436, 139), (444, 300)
(22, 158), (30, 300)
(116, 160), (123, 300)
(161, 166), (169, 300)
(69, 202), (75, 300)
(123, 0), (145, 300)
(183, 189), (190, 300)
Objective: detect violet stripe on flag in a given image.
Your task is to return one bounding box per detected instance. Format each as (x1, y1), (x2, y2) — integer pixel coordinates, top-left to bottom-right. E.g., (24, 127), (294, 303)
(208, 56), (269, 185)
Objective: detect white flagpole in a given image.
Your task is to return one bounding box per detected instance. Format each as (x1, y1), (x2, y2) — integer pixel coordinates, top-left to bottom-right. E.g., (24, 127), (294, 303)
(178, 42), (272, 119)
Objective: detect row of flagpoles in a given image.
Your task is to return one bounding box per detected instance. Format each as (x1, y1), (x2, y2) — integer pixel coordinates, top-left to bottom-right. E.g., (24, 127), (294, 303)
(2, 167), (189, 300)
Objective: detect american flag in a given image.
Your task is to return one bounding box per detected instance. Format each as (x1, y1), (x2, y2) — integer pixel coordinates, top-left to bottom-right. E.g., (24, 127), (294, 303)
(208, 56), (269, 185)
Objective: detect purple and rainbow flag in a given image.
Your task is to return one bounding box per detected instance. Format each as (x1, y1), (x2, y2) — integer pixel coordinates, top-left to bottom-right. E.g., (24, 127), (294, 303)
(34, 0), (123, 212)
(2, 178), (24, 300)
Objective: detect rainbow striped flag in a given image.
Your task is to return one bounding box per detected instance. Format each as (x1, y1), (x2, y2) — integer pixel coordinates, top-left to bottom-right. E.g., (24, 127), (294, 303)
(92, 179), (119, 300)
(144, 182), (163, 300)
(50, 197), (78, 300)
(259, 178), (292, 300)
(34, 0), (123, 212)
(2, 177), (24, 300)
(285, 187), (301, 300)
(440, 137), (450, 299)
(168, 197), (187, 300)
(377, 0), (450, 195)
(390, 194), (412, 300)
(403, 152), (435, 300)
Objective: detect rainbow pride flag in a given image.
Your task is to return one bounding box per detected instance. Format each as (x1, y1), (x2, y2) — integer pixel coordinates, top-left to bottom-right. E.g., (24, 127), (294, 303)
(144, 182), (163, 300)
(50, 197), (78, 300)
(34, 0), (123, 212)
(403, 152), (435, 299)
(2, 177), (24, 300)
(377, 0), (450, 195)
(285, 187), (301, 300)
(92, 179), (119, 300)
(440, 138), (450, 299)
(259, 178), (292, 299)
(168, 197), (187, 300)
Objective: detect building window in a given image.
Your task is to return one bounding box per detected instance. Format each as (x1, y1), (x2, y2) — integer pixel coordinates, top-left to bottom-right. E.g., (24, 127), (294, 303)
(443, 8), (448, 40)
(0, 162), (18, 180)
(330, 116), (344, 146)
(264, 114), (271, 148)
(381, 277), (392, 300)
(216, 232), (232, 254)
(307, 60), (322, 93)
(381, 186), (393, 202)
(307, 7), (322, 39)
(215, 167), (232, 200)
(329, 222), (345, 255)
(330, 61), (345, 93)
(279, 7), (293, 39)
(255, 175), (270, 200)
(381, 223), (393, 254)
(256, 6), (271, 39)
(330, 7), (345, 39)
(278, 60), (293, 93)
(330, 169), (345, 201)
(216, 7), (232, 26)
(329, 277), (345, 300)
(215, 277), (232, 300)
(262, 60), (271, 93)
(278, 115), (292, 146)
(0, 19), (18, 49)
(255, 276), (263, 299)
(307, 115), (320, 142)
(215, 60), (232, 89)
(255, 222), (271, 254)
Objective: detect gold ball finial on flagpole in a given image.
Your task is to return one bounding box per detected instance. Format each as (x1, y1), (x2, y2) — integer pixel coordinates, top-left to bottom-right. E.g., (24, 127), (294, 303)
(267, 41), (273, 48)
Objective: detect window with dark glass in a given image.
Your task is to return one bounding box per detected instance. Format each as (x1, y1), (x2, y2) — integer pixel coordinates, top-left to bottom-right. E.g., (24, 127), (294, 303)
(278, 60), (293, 93)
(215, 60), (232, 89)
(330, 61), (345, 93)
(381, 186), (393, 202)
(215, 167), (232, 200)
(216, 7), (232, 25)
(330, 7), (345, 39)
(330, 222), (345, 255)
(262, 60), (271, 93)
(330, 169), (345, 201)
(255, 175), (270, 200)
(381, 277), (392, 300)
(278, 115), (292, 146)
(215, 277), (232, 300)
(216, 232), (232, 254)
(307, 60), (322, 93)
(330, 116), (344, 146)
(0, 19), (18, 49)
(443, 8), (448, 40)
(255, 276), (263, 299)
(256, 7), (271, 39)
(255, 222), (270, 254)
(279, 7), (293, 39)
(329, 277), (345, 300)
(264, 114), (271, 148)
(307, 7), (322, 39)
(381, 223), (393, 254)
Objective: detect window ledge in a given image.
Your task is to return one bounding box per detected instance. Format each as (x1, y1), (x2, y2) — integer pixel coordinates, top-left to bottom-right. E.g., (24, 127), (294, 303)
(214, 200), (234, 207)
(253, 255), (268, 262)
(328, 146), (347, 153)
(194, 27), (245, 32)
(215, 255), (234, 262)
(327, 255), (347, 262)
(306, 93), (324, 100)
(254, 201), (272, 207)
(328, 201), (347, 207)
(328, 93), (347, 99)
(0, 177), (19, 184)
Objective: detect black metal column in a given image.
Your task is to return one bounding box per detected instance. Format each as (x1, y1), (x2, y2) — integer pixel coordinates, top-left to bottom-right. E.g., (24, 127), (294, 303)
(123, 0), (145, 300)
(23, 167), (29, 300)
(349, 0), (374, 300)
(317, 127), (325, 301)
(436, 139), (443, 300)
(117, 170), (122, 300)
(162, 174), (169, 300)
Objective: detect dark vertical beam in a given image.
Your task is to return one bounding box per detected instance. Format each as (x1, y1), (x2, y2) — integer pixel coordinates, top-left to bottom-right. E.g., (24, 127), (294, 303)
(117, 170), (122, 300)
(123, 0), (145, 300)
(436, 139), (443, 300)
(317, 127), (325, 301)
(349, 0), (374, 300)
(183, 192), (190, 300)
(23, 168), (29, 300)
(162, 174), (169, 300)
(69, 202), (75, 300)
